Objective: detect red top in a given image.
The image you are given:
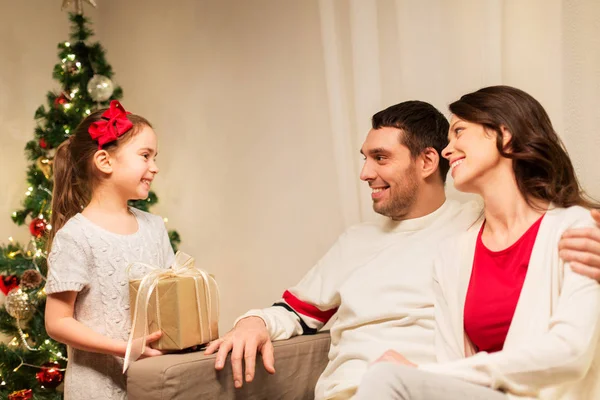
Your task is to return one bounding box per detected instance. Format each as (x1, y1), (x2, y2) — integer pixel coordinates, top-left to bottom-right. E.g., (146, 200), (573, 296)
(463, 215), (544, 353)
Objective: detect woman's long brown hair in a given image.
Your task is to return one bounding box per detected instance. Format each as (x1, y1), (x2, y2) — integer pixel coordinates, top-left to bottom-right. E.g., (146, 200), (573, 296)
(449, 85), (599, 210)
(48, 109), (151, 249)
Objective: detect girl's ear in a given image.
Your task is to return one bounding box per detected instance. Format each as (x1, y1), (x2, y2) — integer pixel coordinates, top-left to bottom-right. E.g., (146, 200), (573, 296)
(93, 149), (113, 175)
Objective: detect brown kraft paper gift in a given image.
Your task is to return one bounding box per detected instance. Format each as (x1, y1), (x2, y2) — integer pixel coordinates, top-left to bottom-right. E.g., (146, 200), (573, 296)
(123, 251), (220, 372)
(128, 273), (219, 351)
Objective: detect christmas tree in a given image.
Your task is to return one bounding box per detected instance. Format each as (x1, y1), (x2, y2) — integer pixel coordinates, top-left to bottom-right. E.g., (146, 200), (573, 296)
(0, 10), (180, 400)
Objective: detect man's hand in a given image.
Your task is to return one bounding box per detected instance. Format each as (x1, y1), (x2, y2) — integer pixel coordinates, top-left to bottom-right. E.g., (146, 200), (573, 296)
(204, 316), (275, 388)
(372, 349), (417, 367)
(559, 209), (600, 282)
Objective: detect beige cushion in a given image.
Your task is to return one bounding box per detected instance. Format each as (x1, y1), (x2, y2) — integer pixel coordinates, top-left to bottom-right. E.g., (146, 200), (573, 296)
(127, 332), (331, 400)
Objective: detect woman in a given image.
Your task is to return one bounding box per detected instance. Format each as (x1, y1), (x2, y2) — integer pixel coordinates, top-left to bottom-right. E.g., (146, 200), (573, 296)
(355, 86), (600, 399)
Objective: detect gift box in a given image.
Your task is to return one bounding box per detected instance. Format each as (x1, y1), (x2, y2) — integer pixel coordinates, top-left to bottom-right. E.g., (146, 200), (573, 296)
(124, 252), (219, 372)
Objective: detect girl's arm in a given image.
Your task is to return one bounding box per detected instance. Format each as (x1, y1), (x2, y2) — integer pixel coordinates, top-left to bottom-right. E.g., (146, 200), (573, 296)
(45, 291), (162, 358)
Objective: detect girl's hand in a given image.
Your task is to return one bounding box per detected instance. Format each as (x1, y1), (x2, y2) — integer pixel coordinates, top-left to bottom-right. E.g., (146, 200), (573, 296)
(140, 331), (164, 358)
(373, 349), (417, 367)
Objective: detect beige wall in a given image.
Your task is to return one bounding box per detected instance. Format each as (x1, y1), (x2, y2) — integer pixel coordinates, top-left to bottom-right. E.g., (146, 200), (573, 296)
(94, 0), (346, 330)
(1, 0), (599, 331)
(0, 0), (345, 331)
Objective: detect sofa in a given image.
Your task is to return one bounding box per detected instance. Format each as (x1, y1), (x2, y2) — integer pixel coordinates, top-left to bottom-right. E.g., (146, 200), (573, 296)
(127, 332), (331, 400)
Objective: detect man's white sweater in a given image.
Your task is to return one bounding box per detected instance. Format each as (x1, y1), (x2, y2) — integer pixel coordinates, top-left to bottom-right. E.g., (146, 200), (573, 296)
(238, 200), (481, 399)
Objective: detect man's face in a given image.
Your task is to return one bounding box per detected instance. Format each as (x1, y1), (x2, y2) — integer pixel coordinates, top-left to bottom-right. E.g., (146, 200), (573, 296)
(360, 127), (420, 220)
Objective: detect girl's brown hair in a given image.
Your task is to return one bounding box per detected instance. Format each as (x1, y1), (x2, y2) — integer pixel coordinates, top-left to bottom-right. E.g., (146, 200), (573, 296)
(48, 108), (151, 248)
(449, 85), (598, 210)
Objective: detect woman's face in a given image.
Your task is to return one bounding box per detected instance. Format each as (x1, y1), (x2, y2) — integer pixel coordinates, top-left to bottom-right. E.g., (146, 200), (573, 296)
(441, 115), (506, 193)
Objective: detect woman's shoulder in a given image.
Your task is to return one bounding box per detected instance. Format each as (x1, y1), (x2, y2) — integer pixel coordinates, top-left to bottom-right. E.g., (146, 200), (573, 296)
(444, 215), (483, 247)
(434, 219), (483, 274)
(546, 205), (594, 228)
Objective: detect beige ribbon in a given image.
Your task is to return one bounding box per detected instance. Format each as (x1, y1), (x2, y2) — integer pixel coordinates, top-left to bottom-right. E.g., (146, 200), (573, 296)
(122, 251), (219, 373)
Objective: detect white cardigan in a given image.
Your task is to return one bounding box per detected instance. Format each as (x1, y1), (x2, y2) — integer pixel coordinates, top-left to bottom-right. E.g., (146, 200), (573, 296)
(420, 205), (600, 400)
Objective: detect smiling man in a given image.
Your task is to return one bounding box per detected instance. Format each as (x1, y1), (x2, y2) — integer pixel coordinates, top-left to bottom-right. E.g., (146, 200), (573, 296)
(205, 101), (600, 400)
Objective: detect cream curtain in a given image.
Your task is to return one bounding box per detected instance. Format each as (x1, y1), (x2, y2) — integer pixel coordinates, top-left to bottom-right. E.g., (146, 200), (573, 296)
(318, 0), (600, 224)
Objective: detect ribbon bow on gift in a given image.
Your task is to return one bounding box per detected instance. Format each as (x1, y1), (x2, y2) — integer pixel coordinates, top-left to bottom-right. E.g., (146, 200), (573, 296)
(88, 100), (133, 149)
(123, 252), (219, 373)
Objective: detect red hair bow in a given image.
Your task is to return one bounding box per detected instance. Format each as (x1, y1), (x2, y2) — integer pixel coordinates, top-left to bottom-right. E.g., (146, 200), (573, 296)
(88, 100), (133, 149)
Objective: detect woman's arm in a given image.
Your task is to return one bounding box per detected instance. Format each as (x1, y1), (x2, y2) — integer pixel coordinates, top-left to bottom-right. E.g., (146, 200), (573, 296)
(429, 254), (468, 363)
(45, 291), (162, 358)
(421, 254), (600, 396)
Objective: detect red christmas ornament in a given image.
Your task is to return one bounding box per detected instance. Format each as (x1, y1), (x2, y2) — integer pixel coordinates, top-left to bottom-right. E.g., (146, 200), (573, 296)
(7, 389), (33, 400)
(29, 218), (47, 238)
(39, 138), (48, 149)
(36, 361), (64, 389)
(53, 93), (69, 108)
(0, 275), (19, 296)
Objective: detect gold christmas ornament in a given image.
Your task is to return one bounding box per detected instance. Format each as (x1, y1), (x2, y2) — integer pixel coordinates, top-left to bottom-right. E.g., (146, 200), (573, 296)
(5, 288), (35, 320)
(36, 157), (53, 180)
(61, 0), (97, 15)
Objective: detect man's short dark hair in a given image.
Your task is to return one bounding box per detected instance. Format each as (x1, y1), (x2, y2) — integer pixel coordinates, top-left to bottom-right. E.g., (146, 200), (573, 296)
(372, 101), (450, 183)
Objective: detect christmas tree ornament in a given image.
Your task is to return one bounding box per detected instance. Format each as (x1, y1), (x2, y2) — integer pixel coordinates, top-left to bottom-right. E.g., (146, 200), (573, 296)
(39, 138), (48, 149)
(61, 0), (97, 15)
(35, 157), (53, 180)
(20, 270), (43, 290)
(29, 218), (48, 238)
(87, 74), (114, 102)
(5, 288), (35, 320)
(62, 60), (80, 75)
(35, 362), (64, 389)
(7, 389), (33, 400)
(24, 238), (38, 259)
(0, 275), (19, 295)
(53, 92), (70, 108)
(47, 147), (57, 159)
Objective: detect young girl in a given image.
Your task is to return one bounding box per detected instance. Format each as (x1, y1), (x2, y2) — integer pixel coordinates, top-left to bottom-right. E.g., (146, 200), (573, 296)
(355, 86), (600, 399)
(45, 100), (175, 399)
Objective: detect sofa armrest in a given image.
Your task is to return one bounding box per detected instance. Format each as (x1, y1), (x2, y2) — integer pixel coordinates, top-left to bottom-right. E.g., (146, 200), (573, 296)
(127, 332), (331, 400)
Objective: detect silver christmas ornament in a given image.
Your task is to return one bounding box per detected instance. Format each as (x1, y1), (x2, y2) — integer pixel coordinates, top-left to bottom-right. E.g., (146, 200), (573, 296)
(61, 0), (97, 15)
(87, 74), (114, 102)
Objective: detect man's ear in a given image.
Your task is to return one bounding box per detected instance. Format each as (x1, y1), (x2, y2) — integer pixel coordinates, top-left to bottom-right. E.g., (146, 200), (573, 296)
(420, 147), (440, 180)
(93, 149), (113, 175)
